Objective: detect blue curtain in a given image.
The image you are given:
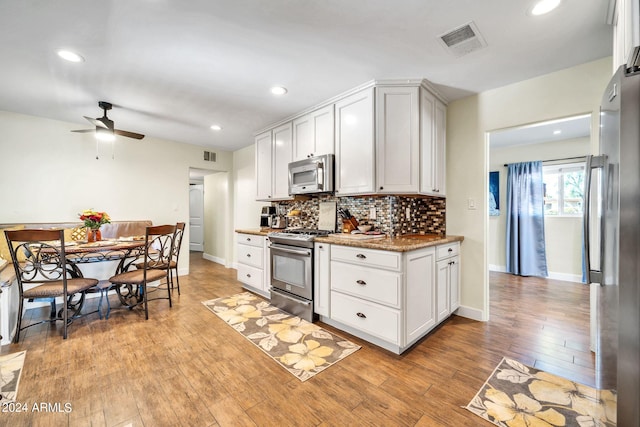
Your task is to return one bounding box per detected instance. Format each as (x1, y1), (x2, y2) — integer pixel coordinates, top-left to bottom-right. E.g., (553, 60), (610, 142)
(506, 161), (548, 277)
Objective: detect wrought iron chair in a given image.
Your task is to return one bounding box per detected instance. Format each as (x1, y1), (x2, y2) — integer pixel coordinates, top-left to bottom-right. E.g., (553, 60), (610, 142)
(134, 222), (185, 294)
(4, 229), (99, 342)
(108, 224), (175, 319)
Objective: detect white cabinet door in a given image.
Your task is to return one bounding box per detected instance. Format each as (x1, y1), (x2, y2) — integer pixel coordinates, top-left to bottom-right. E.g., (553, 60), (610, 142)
(272, 122), (293, 200)
(335, 88), (375, 195)
(255, 130), (273, 200)
(293, 105), (334, 161)
(314, 242), (331, 317)
(376, 86), (419, 193)
(405, 247), (436, 345)
(436, 259), (451, 323)
(449, 255), (460, 312)
(420, 89), (446, 196)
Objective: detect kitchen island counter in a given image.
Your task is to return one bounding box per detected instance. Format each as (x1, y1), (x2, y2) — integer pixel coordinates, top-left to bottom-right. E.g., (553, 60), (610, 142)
(314, 234), (463, 252)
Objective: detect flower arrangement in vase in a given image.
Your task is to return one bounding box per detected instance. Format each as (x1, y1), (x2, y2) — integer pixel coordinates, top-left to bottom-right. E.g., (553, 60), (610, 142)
(79, 209), (111, 242)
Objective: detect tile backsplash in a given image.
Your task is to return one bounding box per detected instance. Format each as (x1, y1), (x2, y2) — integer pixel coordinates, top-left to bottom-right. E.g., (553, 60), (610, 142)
(273, 194), (445, 237)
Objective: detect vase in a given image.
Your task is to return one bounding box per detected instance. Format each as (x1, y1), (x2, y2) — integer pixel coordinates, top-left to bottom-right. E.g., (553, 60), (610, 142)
(87, 228), (102, 242)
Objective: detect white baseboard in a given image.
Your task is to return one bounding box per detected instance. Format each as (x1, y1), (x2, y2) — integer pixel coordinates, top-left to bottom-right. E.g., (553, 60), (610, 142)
(202, 253), (225, 265)
(455, 305), (487, 322)
(489, 264), (583, 283)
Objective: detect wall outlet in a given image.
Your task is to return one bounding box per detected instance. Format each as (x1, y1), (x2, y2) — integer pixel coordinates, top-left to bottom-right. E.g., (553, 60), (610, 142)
(369, 206), (377, 220)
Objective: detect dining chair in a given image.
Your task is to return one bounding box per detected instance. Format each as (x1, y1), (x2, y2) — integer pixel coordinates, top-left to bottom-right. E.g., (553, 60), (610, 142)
(4, 229), (99, 342)
(134, 222), (185, 295)
(108, 224), (175, 319)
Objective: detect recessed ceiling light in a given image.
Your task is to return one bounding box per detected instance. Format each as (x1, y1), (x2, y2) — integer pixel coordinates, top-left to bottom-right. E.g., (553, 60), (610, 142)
(57, 49), (85, 63)
(553, 129), (562, 135)
(270, 86), (288, 96)
(210, 124), (222, 131)
(530, 0), (561, 16)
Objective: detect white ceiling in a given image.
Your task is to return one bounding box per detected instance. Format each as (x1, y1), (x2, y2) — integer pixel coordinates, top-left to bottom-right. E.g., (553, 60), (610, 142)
(0, 1), (613, 152)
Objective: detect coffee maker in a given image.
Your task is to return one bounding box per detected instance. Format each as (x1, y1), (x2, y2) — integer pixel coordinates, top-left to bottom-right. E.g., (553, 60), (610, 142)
(260, 206), (276, 227)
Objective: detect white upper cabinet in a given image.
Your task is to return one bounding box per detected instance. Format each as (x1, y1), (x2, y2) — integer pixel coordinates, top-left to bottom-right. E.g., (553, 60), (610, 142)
(255, 123), (293, 201)
(292, 105), (335, 161)
(272, 122), (293, 200)
(376, 86), (420, 193)
(613, 0), (640, 71)
(335, 87), (375, 195)
(420, 88), (446, 196)
(255, 130), (273, 200)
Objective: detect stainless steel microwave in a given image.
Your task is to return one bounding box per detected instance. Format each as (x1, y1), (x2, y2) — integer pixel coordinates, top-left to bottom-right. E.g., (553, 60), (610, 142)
(288, 154), (334, 195)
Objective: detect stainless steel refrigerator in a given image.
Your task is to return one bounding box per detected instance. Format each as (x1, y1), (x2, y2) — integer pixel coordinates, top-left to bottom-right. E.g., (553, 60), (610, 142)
(584, 65), (640, 426)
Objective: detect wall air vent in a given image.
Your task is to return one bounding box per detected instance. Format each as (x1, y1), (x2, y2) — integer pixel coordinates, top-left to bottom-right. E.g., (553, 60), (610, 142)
(203, 151), (217, 162)
(438, 21), (487, 57)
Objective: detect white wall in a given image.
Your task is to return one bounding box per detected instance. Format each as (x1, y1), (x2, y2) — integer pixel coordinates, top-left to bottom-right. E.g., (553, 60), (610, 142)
(203, 172), (230, 265)
(489, 137), (590, 282)
(447, 57), (612, 321)
(0, 110), (233, 272)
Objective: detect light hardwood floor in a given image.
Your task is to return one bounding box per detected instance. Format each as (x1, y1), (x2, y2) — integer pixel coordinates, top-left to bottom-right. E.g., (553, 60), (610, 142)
(0, 258), (593, 426)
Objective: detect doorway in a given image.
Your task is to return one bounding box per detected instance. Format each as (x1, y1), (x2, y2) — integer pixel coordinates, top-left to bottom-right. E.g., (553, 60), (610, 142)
(487, 114), (591, 282)
(189, 184), (204, 251)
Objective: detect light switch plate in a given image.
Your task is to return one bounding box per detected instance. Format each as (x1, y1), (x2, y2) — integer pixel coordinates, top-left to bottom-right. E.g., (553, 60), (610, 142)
(369, 206), (377, 220)
(468, 198), (477, 210)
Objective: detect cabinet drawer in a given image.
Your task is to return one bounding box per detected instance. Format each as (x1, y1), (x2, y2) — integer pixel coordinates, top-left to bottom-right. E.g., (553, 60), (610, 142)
(237, 244), (264, 269)
(331, 291), (400, 344)
(436, 242), (459, 260)
(237, 263), (263, 289)
(236, 233), (264, 248)
(331, 245), (401, 271)
(330, 262), (402, 308)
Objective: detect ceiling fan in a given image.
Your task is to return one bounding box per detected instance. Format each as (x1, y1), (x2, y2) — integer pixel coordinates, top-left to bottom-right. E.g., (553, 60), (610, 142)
(72, 101), (145, 140)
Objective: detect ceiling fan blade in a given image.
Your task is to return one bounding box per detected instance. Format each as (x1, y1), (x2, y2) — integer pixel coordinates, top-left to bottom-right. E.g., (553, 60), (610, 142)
(71, 129), (95, 133)
(83, 116), (108, 129)
(114, 129), (145, 140)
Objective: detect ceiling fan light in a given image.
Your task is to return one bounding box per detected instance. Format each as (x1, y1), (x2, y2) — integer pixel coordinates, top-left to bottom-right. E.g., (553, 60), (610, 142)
(57, 49), (85, 63)
(95, 128), (115, 142)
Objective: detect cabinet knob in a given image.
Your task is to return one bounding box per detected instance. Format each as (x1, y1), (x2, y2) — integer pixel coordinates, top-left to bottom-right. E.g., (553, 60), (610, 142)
(246, 274), (251, 278)
(356, 312), (367, 319)
(246, 254), (251, 258)
(246, 238), (251, 242)
(356, 254), (367, 259)
(448, 248), (453, 253)
(379, 186), (384, 190)
(356, 280), (366, 286)
(318, 245), (323, 249)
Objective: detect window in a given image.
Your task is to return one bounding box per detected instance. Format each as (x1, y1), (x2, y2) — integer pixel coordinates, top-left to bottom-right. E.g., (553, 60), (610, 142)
(543, 163), (585, 216)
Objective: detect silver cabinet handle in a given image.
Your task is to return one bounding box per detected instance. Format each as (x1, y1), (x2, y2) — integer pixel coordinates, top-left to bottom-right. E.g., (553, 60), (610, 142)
(356, 312), (366, 318)
(356, 280), (366, 285)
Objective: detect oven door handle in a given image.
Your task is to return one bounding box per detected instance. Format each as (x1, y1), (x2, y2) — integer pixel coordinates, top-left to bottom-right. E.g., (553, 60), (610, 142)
(271, 287), (312, 306)
(270, 244), (312, 257)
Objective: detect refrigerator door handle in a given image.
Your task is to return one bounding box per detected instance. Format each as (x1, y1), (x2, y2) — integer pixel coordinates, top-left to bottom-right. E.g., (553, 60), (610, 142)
(583, 154), (606, 284)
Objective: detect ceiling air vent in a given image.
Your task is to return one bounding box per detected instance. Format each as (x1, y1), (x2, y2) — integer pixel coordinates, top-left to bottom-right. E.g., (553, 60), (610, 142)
(203, 151), (217, 162)
(438, 21), (487, 57)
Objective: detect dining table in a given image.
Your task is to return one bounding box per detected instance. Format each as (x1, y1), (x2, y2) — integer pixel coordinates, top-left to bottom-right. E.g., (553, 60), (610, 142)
(58, 238), (147, 319)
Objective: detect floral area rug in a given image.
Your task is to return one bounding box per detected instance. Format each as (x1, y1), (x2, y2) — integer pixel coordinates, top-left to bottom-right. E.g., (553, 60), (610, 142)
(465, 357), (617, 427)
(0, 351), (26, 403)
(202, 292), (360, 382)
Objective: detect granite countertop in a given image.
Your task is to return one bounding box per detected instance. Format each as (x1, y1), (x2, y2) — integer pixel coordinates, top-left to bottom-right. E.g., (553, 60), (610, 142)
(235, 229), (463, 252)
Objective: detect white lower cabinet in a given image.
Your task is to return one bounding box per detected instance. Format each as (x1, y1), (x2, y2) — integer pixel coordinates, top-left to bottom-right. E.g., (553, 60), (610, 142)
(320, 243), (458, 354)
(436, 242), (460, 318)
(236, 233), (270, 298)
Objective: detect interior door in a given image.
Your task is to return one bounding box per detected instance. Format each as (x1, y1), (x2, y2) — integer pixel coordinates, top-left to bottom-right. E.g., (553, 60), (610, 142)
(189, 184), (204, 251)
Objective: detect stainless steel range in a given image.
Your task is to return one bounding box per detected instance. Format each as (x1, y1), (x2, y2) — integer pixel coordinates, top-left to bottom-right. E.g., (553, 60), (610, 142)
(267, 229), (332, 322)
